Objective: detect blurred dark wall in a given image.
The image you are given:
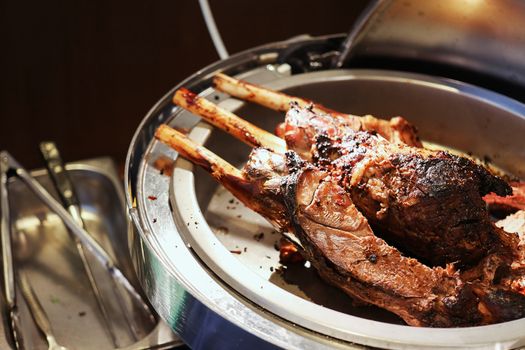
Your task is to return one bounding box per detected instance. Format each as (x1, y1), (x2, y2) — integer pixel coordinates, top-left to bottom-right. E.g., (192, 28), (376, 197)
(1, 1), (368, 168)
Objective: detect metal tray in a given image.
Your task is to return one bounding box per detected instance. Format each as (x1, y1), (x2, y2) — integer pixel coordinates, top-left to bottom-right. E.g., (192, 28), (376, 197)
(2, 157), (180, 349)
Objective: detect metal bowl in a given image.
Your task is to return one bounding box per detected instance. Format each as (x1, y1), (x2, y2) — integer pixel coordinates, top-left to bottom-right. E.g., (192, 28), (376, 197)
(126, 46), (525, 348)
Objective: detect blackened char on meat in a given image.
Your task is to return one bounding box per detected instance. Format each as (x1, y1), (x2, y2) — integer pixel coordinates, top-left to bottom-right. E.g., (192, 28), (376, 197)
(280, 163), (480, 327)
(239, 148), (525, 327)
(155, 101), (525, 328)
(485, 181), (525, 215)
(282, 104), (512, 267)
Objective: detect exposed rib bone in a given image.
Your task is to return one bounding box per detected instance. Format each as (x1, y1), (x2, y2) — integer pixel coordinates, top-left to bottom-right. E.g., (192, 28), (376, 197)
(155, 124), (241, 180)
(173, 88), (286, 153)
(155, 124), (284, 223)
(213, 73), (343, 116)
(213, 73), (422, 147)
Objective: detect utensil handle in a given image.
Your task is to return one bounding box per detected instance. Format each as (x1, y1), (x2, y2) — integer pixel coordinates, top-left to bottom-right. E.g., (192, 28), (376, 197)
(4, 152), (157, 339)
(0, 153), (25, 349)
(39, 142), (79, 210)
(18, 271), (53, 337)
(39, 142), (123, 346)
(0, 154), (15, 307)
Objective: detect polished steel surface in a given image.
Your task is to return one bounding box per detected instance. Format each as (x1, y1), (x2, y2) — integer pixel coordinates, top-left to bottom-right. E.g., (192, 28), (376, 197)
(8, 152), (159, 342)
(333, 0), (387, 68)
(40, 141), (124, 347)
(127, 46), (525, 348)
(1, 153), (24, 349)
(2, 157), (179, 349)
(351, 0), (525, 96)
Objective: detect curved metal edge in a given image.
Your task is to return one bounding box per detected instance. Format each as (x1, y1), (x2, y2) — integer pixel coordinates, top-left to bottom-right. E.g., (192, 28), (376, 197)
(128, 206), (356, 350)
(168, 71), (525, 349)
(124, 37), (525, 348)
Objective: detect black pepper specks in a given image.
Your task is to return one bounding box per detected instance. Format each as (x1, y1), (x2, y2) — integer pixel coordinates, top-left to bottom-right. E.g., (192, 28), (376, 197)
(253, 233), (264, 241)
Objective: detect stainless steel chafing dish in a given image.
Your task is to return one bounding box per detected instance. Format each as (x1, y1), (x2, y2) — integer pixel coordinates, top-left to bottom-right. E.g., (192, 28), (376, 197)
(125, 1), (525, 348)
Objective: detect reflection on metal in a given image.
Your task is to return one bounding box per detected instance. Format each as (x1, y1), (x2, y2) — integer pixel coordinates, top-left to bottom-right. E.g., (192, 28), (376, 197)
(350, 0), (525, 100)
(1, 155), (180, 349)
(17, 271), (68, 350)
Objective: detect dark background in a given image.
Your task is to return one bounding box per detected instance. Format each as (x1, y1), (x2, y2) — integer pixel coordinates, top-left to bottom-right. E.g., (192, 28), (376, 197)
(1, 1), (369, 169)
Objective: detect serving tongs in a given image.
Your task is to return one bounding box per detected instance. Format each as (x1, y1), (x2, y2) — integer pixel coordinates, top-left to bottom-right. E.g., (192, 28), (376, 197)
(0, 151), (156, 348)
(0, 153), (24, 349)
(39, 142), (150, 347)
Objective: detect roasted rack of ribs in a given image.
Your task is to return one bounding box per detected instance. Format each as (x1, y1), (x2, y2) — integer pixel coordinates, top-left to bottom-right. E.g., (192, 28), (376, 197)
(155, 74), (525, 327)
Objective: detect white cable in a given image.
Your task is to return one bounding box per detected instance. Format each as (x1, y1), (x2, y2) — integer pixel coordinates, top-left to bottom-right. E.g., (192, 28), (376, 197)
(198, 0), (229, 59)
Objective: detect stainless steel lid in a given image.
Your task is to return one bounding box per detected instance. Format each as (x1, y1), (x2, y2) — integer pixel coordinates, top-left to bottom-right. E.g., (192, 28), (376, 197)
(349, 0), (525, 102)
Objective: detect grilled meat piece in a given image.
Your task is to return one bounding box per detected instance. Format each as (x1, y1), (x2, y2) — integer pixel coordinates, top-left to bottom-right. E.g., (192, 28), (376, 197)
(278, 237), (304, 264)
(283, 104), (512, 267)
(243, 148), (483, 327)
(155, 124), (525, 327)
(485, 182), (525, 215)
(172, 86), (512, 267)
(162, 80), (525, 327)
(250, 149), (525, 326)
(173, 83), (518, 270)
(213, 73), (422, 147)
(256, 150), (524, 326)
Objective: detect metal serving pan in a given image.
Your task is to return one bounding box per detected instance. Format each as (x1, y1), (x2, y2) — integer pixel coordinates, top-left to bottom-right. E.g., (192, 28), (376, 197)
(126, 43), (525, 349)
(5, 157), (178, 349)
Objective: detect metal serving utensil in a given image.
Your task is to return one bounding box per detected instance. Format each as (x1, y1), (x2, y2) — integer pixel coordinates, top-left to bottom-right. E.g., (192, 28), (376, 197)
(17, 271), (68, 350)
(0, 153), (24, 349)
(0, 151), (157, 345)
(3, 152), (69, 350)
(39, 141), (141, 346)
(2, 154), (68, 350)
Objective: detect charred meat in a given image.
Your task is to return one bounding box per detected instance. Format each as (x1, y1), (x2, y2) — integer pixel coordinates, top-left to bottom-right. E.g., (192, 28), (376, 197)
(485, 182), (525, 215)
(213, 72), (422, 147)
(174, 85), (512, 268)
(157, 76), (525, 327)
(155, 125), (525, 327)
(283, 104), (512, 267)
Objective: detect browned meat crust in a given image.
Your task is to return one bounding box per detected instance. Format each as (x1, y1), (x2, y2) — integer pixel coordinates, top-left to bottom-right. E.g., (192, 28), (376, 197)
(242, 149), (522, 326)
(281, 163), (478, 326)
(485, 182), (525, 215)
(155, 124), (525, 327)
(282, 104), (512, 267)
(213, 73), (422, 148)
